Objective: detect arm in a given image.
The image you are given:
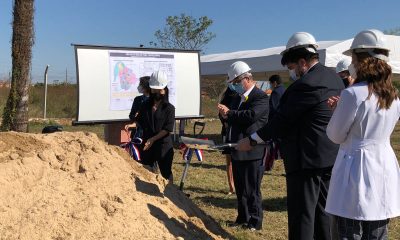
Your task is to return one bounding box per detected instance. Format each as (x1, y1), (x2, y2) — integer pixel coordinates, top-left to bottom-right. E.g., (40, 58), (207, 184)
(256, 82), (320, 141)
(144, 106), (175, 150)
(129, 97), (141, 120)
(124, 122), (137, 131)
(270, 91), (280, 111)
(326, 89), (357, 144)
(226, 94), (269, 125)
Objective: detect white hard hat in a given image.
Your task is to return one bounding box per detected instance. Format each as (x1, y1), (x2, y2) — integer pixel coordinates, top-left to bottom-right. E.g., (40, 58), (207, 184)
(335, 58), (352, 73)
(343, 29), (390, 61)
(227, 61), (251, 82)
(149, 70), (168, 89)
(281, 32), (318, 55)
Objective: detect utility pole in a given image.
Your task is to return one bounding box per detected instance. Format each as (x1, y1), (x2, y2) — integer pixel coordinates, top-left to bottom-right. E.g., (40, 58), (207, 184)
(65, 68), (68, 84)
(43, 65), (50, 119)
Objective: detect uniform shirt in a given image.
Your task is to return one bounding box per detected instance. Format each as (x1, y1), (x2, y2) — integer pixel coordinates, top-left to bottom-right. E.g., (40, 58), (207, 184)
(325, 81), (400, 220)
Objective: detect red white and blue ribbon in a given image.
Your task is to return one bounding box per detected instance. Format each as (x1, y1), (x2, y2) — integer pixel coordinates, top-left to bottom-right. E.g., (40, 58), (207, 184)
(121, 136), (143, 162)
(194, 148), (203, 161)
(179, 142), (204, 162)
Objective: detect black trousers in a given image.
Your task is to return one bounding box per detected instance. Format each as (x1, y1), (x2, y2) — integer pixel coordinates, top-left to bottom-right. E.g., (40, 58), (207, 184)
(231, 158), (264, 229)
(286, 168), (332, 240)
(142, 146), (174, 180)
(331, 216), (389, 240)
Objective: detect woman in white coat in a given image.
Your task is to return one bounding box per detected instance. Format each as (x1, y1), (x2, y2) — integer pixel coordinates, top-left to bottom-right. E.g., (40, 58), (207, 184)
(326, 29), (400, 239)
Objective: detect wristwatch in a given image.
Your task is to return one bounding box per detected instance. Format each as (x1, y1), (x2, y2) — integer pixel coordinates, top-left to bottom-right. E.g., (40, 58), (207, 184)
(249, 136), (258, 146)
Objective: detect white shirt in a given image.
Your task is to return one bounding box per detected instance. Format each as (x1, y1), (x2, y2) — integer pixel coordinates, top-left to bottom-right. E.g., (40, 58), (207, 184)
(325, 82), (400, 220)
(239, 84), (255, 107)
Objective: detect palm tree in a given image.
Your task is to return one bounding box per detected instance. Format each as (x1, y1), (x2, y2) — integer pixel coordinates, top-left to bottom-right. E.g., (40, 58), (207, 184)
(1, 0), (35, 132)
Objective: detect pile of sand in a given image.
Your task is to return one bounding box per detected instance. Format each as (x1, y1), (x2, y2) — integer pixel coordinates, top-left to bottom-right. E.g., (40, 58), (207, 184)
(0, 131), (228, 240)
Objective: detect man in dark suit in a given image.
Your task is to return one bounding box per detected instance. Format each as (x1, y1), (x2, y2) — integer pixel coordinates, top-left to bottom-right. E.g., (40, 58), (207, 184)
(236, 32), (345, 239)
(268, 74), (285, 121)
(218, 61), (269, 231)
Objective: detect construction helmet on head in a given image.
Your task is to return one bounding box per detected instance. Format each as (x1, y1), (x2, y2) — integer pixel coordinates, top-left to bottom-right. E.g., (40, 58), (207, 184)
(335, 58), (352, 73)
(281, 32), (318, 55)
(343, 29), (390, 61)
(227, 61), (251, 82)
(149, 70), (168, 89)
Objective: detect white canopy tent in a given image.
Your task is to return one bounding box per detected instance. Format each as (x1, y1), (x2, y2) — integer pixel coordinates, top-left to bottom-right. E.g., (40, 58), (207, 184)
(200, 35), (400, 81)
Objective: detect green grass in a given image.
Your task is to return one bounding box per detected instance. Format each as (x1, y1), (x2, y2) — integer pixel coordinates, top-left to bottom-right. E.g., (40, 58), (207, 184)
(0, 84), (77, 118)
(27, 120), (400, 240)
(0, 84), (220, 119)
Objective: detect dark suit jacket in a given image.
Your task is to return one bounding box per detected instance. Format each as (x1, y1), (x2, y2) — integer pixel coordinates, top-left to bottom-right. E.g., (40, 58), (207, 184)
(129, 95), (148, 120)
(219, 87), (239, 136)
(227, 86), (269, 161)
(268, 84), (285, 121)
(256, 63), (344, 173)
(135, 100), (175, 157)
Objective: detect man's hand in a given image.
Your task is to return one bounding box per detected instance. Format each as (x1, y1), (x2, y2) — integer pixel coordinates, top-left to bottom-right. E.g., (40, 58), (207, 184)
(218, 104), (230, 119)
(143, 137), (154, 151)
(235, 137), (253, 151)
(327, 96), (340, 110)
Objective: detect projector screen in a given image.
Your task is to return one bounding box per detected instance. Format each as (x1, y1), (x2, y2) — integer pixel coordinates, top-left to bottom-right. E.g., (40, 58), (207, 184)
(73, 45), (201, 124)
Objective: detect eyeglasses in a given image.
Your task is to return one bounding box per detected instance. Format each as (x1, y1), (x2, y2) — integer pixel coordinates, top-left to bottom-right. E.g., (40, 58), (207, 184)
(232, 76), (248, 84)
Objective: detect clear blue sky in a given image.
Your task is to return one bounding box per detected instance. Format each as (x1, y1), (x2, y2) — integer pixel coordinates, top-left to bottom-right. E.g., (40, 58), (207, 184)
(0, 0), (399, 83)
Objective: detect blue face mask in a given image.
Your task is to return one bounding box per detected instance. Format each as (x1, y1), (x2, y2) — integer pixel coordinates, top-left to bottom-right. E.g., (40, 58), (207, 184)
(231, 83), (245, 95)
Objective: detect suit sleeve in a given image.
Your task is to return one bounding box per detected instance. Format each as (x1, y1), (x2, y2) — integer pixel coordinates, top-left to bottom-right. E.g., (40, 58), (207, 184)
(219, 88), (229, 124)
(133, 102), (146, 129)
(256, 82), (320, 141)
(326, 89), (357, 144)
(129, 97), (141, 120)
(162, 105), (175, 132)
(227, 93), (269, 125)
(270, 91), (280, 111)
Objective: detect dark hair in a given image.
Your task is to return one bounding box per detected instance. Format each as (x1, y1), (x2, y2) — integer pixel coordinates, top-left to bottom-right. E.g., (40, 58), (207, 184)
(281, 47), (319, 65)
(269, 74), (282, 84)
(139, 76), (151, 92)
(354, 49), (398, 109)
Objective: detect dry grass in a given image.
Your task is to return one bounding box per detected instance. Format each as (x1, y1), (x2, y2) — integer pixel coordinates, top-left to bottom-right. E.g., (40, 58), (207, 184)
(25, 119), (400, 240)
(0, 84), (219, 118)
(0, 84), (77, 118)
(172, 120), (400, 240)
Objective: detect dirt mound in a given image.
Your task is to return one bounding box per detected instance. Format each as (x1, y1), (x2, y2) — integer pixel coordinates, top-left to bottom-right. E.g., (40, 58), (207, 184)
(0, 131), (228, 240)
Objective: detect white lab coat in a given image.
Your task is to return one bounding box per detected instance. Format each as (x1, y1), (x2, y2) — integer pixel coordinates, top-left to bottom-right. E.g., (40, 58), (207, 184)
(325, 81), (400, 220)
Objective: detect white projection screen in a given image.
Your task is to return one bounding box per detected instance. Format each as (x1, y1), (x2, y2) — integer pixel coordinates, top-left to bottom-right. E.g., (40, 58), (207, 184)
(73, 45), (202, 124)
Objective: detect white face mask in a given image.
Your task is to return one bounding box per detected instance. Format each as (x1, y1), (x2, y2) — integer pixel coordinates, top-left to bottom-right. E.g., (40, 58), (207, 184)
(289, 69), (298, 81)
(348, 64), (357, 80)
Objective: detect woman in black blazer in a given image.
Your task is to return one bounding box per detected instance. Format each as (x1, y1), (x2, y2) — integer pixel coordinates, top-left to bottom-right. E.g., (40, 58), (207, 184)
(125, 71), (175, 180)
(128, 76), (150, 138)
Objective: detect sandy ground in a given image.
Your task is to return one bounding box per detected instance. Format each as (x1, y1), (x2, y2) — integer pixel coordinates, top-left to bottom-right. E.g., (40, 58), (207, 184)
(0, 131), (229, 240)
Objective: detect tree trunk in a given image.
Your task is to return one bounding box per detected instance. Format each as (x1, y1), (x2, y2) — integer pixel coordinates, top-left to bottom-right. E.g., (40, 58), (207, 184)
(1, 0), (35, 132)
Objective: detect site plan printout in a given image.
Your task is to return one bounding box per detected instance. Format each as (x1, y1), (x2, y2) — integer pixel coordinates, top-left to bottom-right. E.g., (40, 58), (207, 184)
(109, 51), (176, 111)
